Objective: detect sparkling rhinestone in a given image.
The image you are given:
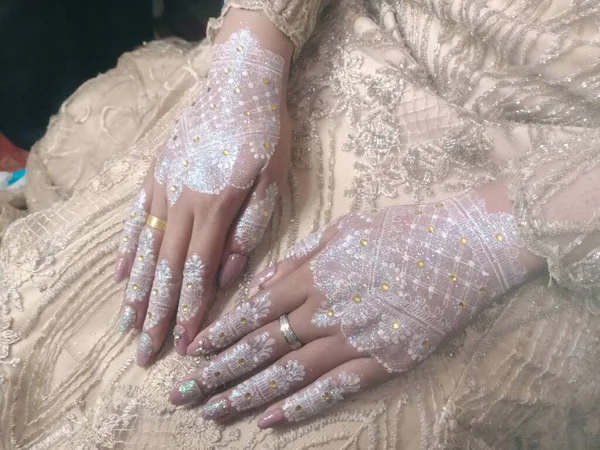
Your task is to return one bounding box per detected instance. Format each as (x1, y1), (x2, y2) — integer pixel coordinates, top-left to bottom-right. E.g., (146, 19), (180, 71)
(210, 103), (216, 109)
(371, 208), (378, 213)
(137, 256), (143, 262)
(222, 149), (230, 156)
(327, 309), (334, 317)
(240, 317), (247, 324)
(186, 282), (193, 289)
(270, 103), (277, 111)
(219, 332), (225, 339)
(234, 87), (241, 94)
(435, 203), (443, 208)
(460, 237), (468, 244)
(123, 236), (130, 242)
(295, 405), (303, 413)
(183, 160), (189, 167)
(416, 260), (426, 268)
(262, 77), (270, 84)
(496, 233), (504, 241)
(427, 225), (435, 233)
(381, 283), (390, 291)
(214, 371), (221, 377)
(132, 284), (139, 290)
(269, 380), (277, 388)
(147, 312), (153, 319)
(170, 185), (177, 192)
(449, 274), (457, 282)
(479, 287), (486, 295)
(130, 212), (137, 218)
(360, 239), (368, 247)
(225, 68), (231, 74)
(244, 393), (252, 401)
(261, 210), (269, 217)
(236, 45), (244, 52)
(392, 322), (400, 330)
(182, 305), (189, 312)
(238, 359), (246, 366)
(263, 142), (270, 149)
(243, 110), (250, 116)
(152, 289), (158, 296)
(193, 136), (200, 142)
(421, 339), (429, 348)
(352, 294), (362, 303)
(322, 392), (332, 401)
(416, 210), (423, 215)
(458, 302), (466, 310)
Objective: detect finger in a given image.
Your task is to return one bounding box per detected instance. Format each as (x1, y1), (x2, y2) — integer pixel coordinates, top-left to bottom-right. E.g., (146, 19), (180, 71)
(115, 173), (154, 282)
(172, 301), (329, 405)
(172, 219), (227, 354)
(187, 266), (312, 356)
(219, 180), (279, 290)
(136, 207), (193, 366)
(249, 219), (340, 292)
(257, 357), (392, 428)
(199, 333), (360, 422)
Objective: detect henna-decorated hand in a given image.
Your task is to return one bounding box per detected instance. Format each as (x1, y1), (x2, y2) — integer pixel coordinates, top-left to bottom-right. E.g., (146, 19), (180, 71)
(114, 28), (292, 365)
(171, 186), (544, 427)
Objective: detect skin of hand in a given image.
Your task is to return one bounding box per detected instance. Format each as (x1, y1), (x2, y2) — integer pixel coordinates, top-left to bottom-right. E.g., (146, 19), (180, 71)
(169, 180), (547, 428)
(114, 10), (294, 366)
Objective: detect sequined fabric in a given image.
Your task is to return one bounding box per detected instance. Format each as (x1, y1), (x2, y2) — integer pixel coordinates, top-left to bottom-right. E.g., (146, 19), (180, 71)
(1, 0), (599, 448)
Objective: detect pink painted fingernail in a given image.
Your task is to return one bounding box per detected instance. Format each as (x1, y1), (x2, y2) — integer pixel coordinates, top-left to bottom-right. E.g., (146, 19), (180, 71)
(173, 324), (187, 353)
(114, 257), (128, 283)
(219, 254), (247, 290)
(249, 264), (277, 290)
(171, 379), (204, 405)
(201, 398), (230, 420)
(189, 337), (212, 356)
(119, 306), (137, 333)
(258, 409), (285, 428)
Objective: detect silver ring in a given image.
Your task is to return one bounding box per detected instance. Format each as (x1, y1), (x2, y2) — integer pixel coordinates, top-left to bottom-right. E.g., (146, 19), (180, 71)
(279, 314), (302, 350)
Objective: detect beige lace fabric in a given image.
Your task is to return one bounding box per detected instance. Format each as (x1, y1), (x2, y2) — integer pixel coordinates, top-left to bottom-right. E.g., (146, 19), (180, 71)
(1, 0), (600, 448)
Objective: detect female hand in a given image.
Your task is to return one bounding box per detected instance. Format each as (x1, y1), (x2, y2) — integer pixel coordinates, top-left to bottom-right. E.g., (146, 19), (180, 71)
(114, 23), (293, 365)
(170, 185), (544, 427)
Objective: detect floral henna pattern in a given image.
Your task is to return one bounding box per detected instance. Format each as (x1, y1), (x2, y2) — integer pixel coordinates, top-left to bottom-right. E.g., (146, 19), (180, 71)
(208, 291), (271, 349)
(154, 29), (284, 204)
(282, 372), (361, 422)
(229, 360), (305, 411)
(119, 189), (148, 254)
(309, 193), (527, 373)
(144, 259), (174, 330)
(177, 253), (206, 323)
(126, 228), (156, 302)
(283, 230), (323, 260)
(201, 332), (275, 390)
(233, 183), (278, 252)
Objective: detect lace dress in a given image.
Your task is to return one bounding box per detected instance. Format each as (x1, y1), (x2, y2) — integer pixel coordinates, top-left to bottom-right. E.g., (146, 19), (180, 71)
(0, 0), (599, 448)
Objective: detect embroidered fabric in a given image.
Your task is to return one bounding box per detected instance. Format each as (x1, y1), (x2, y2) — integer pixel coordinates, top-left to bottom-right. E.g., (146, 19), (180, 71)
(0, 0), (599, 448)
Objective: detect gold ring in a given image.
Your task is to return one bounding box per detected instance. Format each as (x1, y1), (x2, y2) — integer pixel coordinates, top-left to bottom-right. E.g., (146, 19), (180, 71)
(146, 215), (167, 232)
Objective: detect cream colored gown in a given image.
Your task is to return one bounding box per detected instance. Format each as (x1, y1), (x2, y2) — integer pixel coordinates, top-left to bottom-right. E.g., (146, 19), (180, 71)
(1, 0), (599, 448)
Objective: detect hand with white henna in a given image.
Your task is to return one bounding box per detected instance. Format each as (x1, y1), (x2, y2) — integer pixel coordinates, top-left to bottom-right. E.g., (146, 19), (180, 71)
(113, 10), (294, 365)
(170, 181), (547, 428)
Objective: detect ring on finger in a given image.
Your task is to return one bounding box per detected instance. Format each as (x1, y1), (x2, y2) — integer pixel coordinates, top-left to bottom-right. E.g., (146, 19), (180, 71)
(146, 214), (167, 232)
(279, 314), (302, 350)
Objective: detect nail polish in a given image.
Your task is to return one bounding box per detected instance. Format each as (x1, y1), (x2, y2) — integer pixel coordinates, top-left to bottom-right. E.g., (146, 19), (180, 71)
(219, 254), (248, 290)
(119, 306), (136, 333)
(114, 257), (128, 283)
(173, 379), (203, 405)
(138, 332), (154, 359)
(249, 264), (277, 290)
(173, 325), (186, 347)
(190, 337), (211, 356)
(258, 409), (284, 428)
(201, 398), (230, 420)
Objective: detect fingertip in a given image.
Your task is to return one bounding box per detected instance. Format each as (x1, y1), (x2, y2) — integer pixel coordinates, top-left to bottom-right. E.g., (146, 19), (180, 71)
(170, 379), (204, 406)
(219, 253), (248, 290)
(137, 332), (155, 367)
(249, 264), (277, 291)
(118, 305), (137, 334)
(114, 257), (129, 283)
(187, 336), (212, 356)
(257, 408), (285, 429)
(173, 325), (189, 355)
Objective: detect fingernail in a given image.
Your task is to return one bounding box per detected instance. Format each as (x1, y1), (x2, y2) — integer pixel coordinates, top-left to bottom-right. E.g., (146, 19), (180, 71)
(189, 337), (212, 356)
(171, 379), (203, 405)
(249, 264), (277, 290)
(219, 254), (247, 290)
(173, 325), (186, 349)
(114, 257), (128, 283)
(137, 332), (154, 366)
(201, 398), (230, 420)
(258, 409), (285, 429)
(119, 306), (136, 333)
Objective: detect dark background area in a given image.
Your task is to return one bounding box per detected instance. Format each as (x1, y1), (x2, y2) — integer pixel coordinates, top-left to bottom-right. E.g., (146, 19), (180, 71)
(0, 0), (222, 150)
